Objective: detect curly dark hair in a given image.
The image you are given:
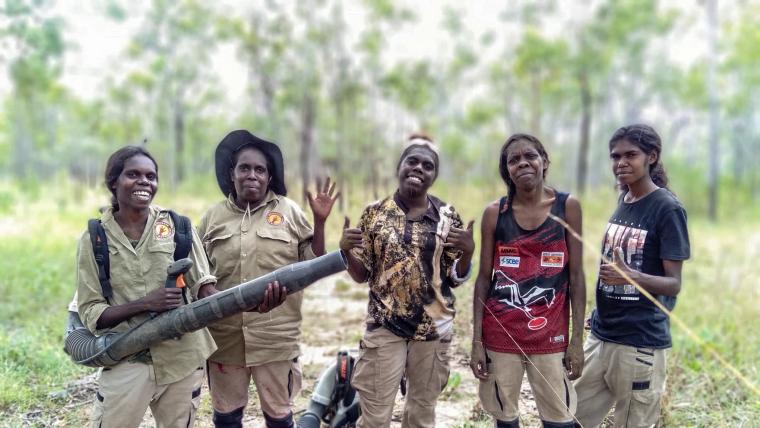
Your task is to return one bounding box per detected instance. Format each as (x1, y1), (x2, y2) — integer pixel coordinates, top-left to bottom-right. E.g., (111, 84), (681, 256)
(104, 146), (158, 211)
(608, 124), (669, 192)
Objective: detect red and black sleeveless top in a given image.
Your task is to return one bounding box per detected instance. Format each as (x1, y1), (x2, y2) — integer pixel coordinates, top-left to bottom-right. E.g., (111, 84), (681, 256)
(482, 191), (570, 354)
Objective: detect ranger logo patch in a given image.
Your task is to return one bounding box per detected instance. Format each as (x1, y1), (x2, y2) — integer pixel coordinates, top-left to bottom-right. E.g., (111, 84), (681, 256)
(154, 221), (173, 240)
(266, 211), (284, 226)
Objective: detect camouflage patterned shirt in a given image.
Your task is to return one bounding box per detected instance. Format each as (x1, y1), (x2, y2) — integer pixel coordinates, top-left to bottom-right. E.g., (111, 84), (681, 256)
(353, 192), (465, 341)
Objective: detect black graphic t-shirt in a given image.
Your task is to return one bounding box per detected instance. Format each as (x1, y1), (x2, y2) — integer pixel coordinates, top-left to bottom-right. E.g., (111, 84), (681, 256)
(483, 191), (571, 354)
(591, 188), (690, 348)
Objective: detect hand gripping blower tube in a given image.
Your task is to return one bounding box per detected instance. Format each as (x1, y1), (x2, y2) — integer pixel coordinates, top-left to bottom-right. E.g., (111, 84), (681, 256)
(64, 250), (347, 367)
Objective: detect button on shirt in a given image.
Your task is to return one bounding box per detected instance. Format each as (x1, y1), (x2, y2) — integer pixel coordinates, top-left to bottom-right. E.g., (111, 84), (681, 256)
(198, 191), (316, 366)
(353, 193), (465, 341)
(76, 206), (218, 385)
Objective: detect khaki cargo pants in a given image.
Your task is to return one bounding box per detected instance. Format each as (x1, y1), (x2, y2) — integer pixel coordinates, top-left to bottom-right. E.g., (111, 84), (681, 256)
(573, 334), (668, 428)
(478, 350), (576, 425)
(207, 358), (302, 419)
(91, 361), (204, 428)
(351, 326), (451, 428)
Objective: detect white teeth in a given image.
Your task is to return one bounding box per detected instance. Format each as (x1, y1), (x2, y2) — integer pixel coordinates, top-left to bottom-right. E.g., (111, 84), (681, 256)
(407, 176), (422, 183)
(133, 191), (151, 200)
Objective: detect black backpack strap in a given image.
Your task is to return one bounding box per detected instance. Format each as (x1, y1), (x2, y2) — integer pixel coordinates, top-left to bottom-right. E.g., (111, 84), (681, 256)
(166, 210), (193, 260)
(88, 219), (112, 300)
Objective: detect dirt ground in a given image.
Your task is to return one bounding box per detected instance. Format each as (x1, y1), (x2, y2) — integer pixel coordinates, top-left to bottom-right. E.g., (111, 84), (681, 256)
(52, 274), (550, 427)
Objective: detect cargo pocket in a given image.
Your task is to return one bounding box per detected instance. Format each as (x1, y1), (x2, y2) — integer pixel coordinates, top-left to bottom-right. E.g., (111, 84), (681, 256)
(434, 338), (452, 393)
(91, 390), (105, 426)
(287, 358), (303, 401)
(477, 350), (503, 416)
(351, 336), (379, 395)
(628, 348), (660, 427)
(185, 367), (204, 428)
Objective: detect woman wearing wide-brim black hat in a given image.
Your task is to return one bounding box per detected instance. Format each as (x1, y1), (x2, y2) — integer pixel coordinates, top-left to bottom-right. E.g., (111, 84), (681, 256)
(197, 129), (339, 428)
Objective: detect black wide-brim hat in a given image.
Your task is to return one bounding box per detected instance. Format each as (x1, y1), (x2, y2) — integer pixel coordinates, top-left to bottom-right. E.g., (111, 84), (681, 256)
(215, 130), (287, 197)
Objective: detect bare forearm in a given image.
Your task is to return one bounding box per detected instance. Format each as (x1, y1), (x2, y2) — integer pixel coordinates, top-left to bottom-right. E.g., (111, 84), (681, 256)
(569, 272), (586, 342)
(96, 301), (148, 329)
(456, 251), (474, 278)
(310, 220), (326, 257)
(344, 251), (369, 283)
(472, 276), (489, 342)
(631, 270), (681, 297)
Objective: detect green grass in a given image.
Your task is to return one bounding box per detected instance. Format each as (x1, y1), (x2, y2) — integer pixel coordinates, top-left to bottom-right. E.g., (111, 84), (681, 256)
(0, 178), (759, 426)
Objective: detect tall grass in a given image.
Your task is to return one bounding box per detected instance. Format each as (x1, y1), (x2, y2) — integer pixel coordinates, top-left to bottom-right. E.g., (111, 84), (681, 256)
(0, 177), (758, 425)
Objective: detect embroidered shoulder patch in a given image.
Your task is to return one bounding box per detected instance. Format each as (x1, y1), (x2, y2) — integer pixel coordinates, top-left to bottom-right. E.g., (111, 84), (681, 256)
(266, 211), (284, 226)
(154, 220), (173, 240)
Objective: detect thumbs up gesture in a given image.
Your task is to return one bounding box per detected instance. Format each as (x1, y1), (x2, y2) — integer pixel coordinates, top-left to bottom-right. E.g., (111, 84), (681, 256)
(444, 219), (475, 256)
(599, 247), (635, 285)
(339, 216), (364, 253)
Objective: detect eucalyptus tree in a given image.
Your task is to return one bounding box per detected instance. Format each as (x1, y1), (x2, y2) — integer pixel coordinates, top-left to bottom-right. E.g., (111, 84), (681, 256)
(108, 0), (219, 189)
(355, 0), (415, 198)
(722, 2), (760, 200)
(215, 1), (294, 143)
(569, 0), (677, 194)
(1, 0), (64, 180)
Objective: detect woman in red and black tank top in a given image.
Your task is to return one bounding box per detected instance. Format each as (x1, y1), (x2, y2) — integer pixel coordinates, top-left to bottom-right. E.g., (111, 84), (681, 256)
(483, 191), (571, 353)
(471, 134), (586, 428)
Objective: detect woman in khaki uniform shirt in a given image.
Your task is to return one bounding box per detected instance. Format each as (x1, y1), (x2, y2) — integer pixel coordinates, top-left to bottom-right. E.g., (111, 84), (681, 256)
(197, 130), (338, 428)
(77, 146), (218, 428)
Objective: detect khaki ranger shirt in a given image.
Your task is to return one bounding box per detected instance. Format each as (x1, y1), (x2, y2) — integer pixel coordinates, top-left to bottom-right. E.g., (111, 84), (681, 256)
(198, 192), (316, 366)
(77, 206), (218, 385)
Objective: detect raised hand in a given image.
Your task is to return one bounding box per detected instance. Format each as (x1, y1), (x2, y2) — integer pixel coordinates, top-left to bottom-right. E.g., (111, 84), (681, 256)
(307, 176), (340, 223)
(599, 247), (637, 285)
(444, 219), (475, 255)
(340, 216), (363, 252)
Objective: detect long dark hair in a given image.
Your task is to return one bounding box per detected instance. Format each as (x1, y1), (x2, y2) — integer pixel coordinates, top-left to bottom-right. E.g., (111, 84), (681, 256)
(498, 133), (550, 203)
(608, 124), (669, 192)
(104, 146), (158, 211)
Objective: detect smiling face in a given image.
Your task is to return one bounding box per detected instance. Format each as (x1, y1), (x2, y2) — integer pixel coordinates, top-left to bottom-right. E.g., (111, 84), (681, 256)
(113, 154), (158, 212)
(397, 147), (437, 198)
(231, 147), (271, 207)
(609, 139), (656, 187)
(504, 139), (548, 191)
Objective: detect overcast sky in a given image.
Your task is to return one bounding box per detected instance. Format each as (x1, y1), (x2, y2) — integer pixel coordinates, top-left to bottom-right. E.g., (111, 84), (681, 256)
(0, 1), (720, 104)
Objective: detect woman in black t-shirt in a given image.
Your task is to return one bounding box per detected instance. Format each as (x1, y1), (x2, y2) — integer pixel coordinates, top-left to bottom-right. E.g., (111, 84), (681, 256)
(574, 124), (690, 428)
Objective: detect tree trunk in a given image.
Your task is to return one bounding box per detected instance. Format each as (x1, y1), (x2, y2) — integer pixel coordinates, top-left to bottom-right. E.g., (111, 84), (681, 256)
(300, 93), (316, 202)
(706, 0), (719, 221)
(173, 98), (185, 184)
(576, 70), (592, 195)
(530, 74), (542, 138)
(12, 97), (32, 180)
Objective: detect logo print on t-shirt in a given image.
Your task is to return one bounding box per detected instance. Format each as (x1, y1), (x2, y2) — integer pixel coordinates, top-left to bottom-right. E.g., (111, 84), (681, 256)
(154, 221), (173, 240)
(493, 271), (556, 330)
(599, 222), (647, 300)
(266, 212), (284, 226)
(540, 252), (564, 267)
(498, 246), (520, 268)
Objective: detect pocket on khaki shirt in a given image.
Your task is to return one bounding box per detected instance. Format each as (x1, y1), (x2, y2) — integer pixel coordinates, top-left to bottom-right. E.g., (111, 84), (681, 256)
(204, 233), (236, 279)
(146, 242), (174, 276)
(255, 228), (295, 271)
